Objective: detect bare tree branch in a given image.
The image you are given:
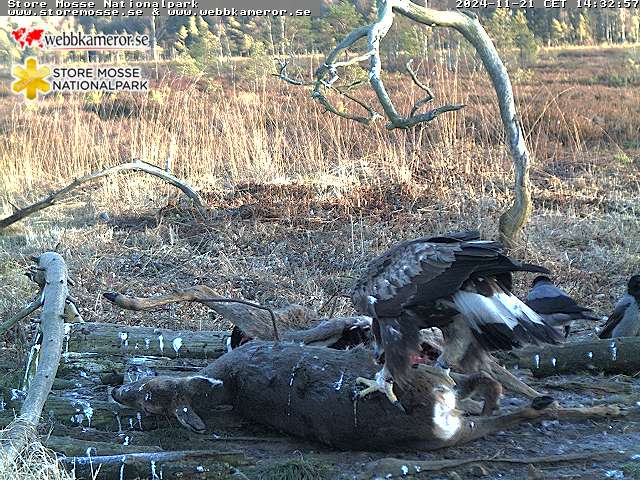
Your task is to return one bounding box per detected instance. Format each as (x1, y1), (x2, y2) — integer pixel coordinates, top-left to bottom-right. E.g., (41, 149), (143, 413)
(360, 449), (627, 479)
(0, 297), (42, 336)
(272, 58), (309, 86)
(0, 160), (207, 230)
(406, 59), (435, 117)
(275, 56), (382, 125)
(313, 2), (465, 131)
(278, 0), (534, 247)
(381, 1), (532, 247)
(103, 285), (280, 341)
(0, 253), (68, 465)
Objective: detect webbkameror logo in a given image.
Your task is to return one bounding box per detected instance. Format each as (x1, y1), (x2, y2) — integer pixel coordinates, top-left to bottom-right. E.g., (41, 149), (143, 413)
(11, 27), (46, 49)
(10, 29), (150, 51)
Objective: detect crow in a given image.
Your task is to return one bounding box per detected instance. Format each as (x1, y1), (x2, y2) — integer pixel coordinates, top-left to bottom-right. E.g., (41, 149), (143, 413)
(598, 275), (640, 339)
(526, 276), (600, 338)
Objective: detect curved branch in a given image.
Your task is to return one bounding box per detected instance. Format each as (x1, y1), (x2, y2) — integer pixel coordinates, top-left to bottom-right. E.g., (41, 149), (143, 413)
(0, 298), (42, 336)
(312, 26), (383, 126)
(387, 0), (532, 247)
(0, 160), (207, 230)
(309, 0), (532, 246)
(103, 286), (280, 341)
(273, 58), (309, 86)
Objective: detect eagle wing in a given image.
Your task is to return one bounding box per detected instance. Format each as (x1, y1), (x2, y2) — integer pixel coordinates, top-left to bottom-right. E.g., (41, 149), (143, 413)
(350, 238), (457, 318)
(454, 278), (564, 351)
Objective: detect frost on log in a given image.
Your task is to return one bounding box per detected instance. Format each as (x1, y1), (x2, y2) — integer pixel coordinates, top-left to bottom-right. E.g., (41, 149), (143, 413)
(276, 0), (534, 248)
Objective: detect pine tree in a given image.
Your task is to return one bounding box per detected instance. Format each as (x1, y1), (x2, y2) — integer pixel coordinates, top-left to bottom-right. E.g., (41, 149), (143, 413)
(287, 15), (314, 54)
(550, 18), (568, 46)
(486, 9), (515, 50)
(187, 16), (199, 38)
(317, 1), (364, 48)
(0, 27), (19, 66)
(630, 15), (640, 43)
(576, 13), (593, 45)
(175, 25), (188, 54)
(513, 10), (538, 66)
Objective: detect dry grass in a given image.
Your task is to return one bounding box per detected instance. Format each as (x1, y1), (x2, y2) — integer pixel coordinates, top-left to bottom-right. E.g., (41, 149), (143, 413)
(0, 45), (638, 343)
(0, 437), (72, 480)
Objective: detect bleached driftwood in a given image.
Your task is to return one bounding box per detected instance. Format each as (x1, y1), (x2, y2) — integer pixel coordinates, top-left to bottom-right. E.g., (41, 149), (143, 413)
(58, 449), (249, 480)
(359, 450), (627, 479)
(0, 253), (68, 465)
(0, 260), (82, 336)
(278, 0), (534, 247)
(499, 336), (640, 378)
(64, 321), (228, 360)
(0, 160), (206, 230)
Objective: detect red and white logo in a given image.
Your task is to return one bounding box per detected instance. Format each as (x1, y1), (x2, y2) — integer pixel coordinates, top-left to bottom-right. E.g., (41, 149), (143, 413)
(11, 27), (46, 49)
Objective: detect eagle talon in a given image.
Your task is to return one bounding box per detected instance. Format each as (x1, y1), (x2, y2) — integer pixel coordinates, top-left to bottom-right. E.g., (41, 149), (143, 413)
(355, 371), (404, 412)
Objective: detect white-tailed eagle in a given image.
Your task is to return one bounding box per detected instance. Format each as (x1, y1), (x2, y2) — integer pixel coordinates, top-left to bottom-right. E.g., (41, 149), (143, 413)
(350, 231), (563, 409)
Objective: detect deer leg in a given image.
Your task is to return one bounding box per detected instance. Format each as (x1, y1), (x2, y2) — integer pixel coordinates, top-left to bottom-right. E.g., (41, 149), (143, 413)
(451, 371), (503, 416)
(488, 358), (543, 399)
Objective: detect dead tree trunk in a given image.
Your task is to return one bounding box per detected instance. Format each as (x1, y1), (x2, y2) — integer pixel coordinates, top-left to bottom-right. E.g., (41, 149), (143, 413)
(499, 336), (640, 378)
(0, 253), (68, 465)
(59, 450), (248, 480)
(278, 0), (534, 247)
(65, 321), (228, 360)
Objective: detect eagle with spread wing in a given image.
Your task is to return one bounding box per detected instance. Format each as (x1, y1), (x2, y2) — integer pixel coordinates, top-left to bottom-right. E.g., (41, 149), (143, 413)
(350, 231), (563, 409)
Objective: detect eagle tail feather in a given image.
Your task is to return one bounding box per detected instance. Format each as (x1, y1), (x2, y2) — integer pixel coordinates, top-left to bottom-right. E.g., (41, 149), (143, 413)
(453, 289), (564, 352)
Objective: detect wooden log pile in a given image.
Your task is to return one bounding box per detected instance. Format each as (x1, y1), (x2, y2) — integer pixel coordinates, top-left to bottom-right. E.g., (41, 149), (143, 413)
(2, 260), (639, 479)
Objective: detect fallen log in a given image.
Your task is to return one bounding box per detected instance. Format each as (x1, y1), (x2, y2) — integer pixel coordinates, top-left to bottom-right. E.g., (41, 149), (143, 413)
(499, 336), (640, 378)
(112, 341), (632, 452)
(44, 435), (163, 456)
(57, 351), (209, 385)
(59, 449), (249, 480)
(65, 322), (228, 360)
(0, 160), (207, 230)
(0, 386), (247, 433)
(0, 391), (160, 431)
(0, 253), (68, 466)
(358, 450), (628, 479)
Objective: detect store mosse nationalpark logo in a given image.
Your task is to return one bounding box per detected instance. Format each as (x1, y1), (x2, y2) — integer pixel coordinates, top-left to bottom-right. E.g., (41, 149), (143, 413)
(11, 58), (149, 100)
(11, 29), (150, 51)
(51, 66), (149, 92)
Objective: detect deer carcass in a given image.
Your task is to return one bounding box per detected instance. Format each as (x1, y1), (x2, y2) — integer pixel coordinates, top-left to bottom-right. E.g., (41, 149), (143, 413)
(112, 341), (563, 451)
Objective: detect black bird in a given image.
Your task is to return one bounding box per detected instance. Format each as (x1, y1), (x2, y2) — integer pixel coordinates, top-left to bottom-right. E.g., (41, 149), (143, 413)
(526, 276), (600, 338)
(598, 275), (640, 339)
(350, 231), (563, 408)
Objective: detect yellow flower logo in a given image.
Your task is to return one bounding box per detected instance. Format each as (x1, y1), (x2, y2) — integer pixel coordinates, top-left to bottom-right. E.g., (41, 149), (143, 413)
(12, 57), (51, 100)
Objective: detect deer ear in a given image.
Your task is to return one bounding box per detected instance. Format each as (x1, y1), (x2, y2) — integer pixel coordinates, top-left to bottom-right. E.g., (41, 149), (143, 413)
(183, 375), (223, 396)
(174, 403), (206, 433)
